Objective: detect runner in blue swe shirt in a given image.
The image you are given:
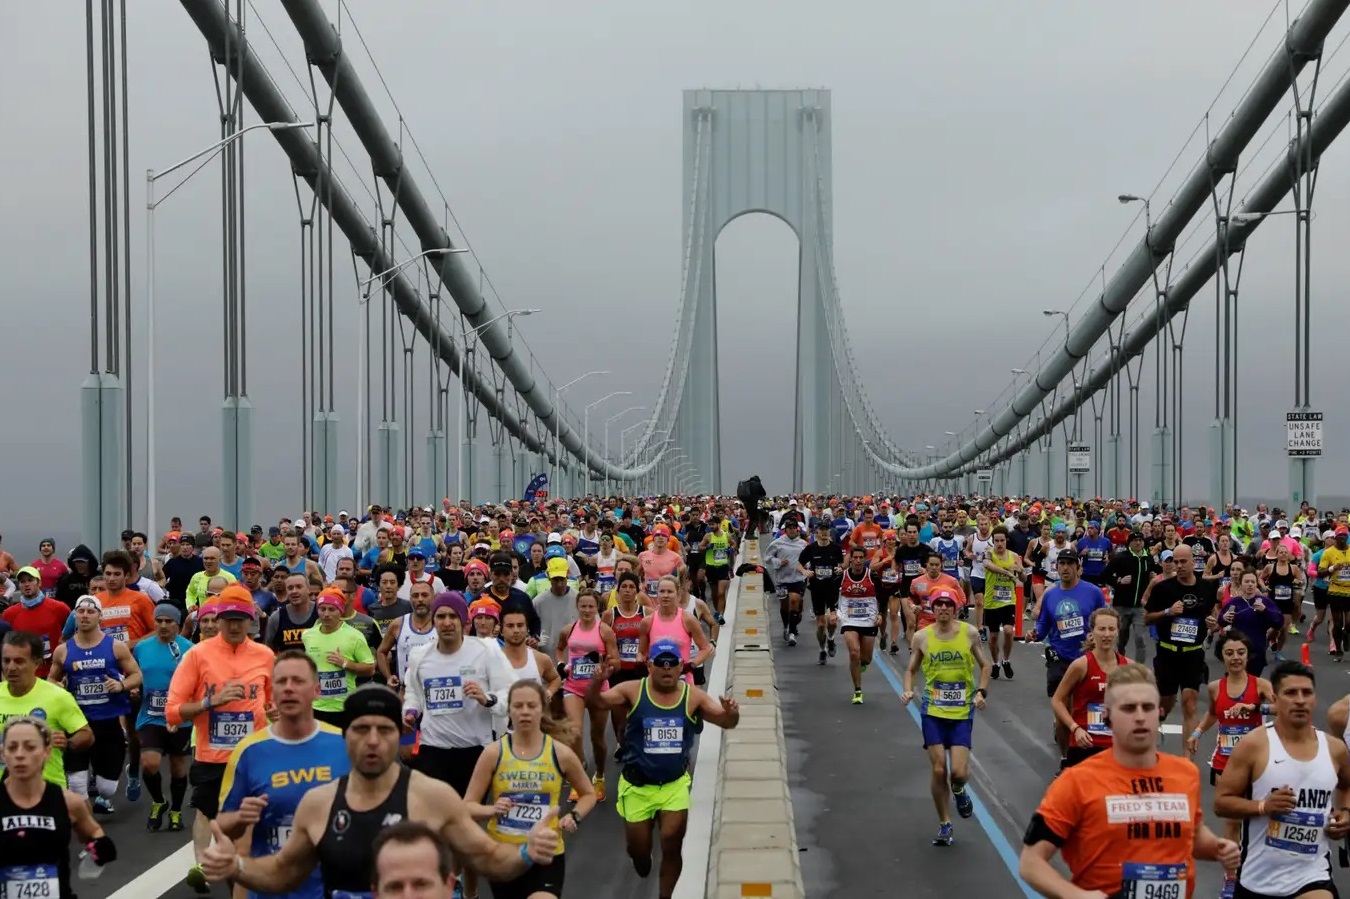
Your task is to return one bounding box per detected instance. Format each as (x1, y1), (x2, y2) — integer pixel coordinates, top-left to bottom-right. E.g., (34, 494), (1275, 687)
(217, 651), (350, 899)
(1076, 521), (1113, 587)
(133, 603), (196, 831)
(1031, 548), (1105, 769)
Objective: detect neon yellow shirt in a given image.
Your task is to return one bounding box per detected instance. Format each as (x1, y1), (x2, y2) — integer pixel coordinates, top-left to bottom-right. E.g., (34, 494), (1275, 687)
(302, 623), (375, 712)
(0, 679), (89, 786)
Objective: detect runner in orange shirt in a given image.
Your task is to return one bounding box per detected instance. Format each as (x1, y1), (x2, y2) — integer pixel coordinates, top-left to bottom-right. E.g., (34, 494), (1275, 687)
(849, 507), (885, 561)
(1020, 662), (1239, 897)
(94, 550), (156, 645)
(166, 585), (275, 894)
(909, 551), (965, 632)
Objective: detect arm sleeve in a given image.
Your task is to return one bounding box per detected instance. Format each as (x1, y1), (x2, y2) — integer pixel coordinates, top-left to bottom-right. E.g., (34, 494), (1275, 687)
(1030, 769), (1080, 844)
(483, 640), (517, 722)
(165, 648), (201, 727)
(63, 615), (77, 639)
(403, 645), (426, 714)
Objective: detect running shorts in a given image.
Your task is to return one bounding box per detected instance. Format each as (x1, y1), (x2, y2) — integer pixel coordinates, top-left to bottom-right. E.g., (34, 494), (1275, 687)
(1313, 585), (1329, 610)
(1233, 881), (1339, 899)
(189, 760), (227, 818)
(137, 723), (191, 757)
(415, 743), (484, 798)
(809, 588), (839, 618)
(920, 714), (973, 749)
(776, 581), (806, 597)
(610, 668), (645, 686)
(490, 852), (566, 899)
(984, 605), (1016, 630)
(840, 625), (877, 638)
(969, 576), (986, 595)
(706, 566), (731, 583)
(616, 772), (691, 823)
(1045, 655), (1072, 698)
(1152, 645), (1206, 696)
(63, 717), (127, 782)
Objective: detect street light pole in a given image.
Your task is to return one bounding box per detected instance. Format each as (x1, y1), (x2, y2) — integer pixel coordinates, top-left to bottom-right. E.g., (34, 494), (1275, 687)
(145, 121), (314, 534)
(355, 248), (469, 507)
(603, 406), (645, 498)
(454, 309), (539, 504)
(553, 371), (608, 499)
(584, 392), (632, 495)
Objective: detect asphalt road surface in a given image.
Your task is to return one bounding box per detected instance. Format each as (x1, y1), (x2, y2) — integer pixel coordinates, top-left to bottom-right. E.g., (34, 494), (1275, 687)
(777, 610), (1350, 898)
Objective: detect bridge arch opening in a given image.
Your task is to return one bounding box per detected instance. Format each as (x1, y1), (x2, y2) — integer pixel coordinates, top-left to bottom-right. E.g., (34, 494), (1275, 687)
(713, 212), (800, 495)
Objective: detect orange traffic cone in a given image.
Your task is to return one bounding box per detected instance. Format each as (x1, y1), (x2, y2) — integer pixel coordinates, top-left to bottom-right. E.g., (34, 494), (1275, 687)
(1301, 642), (1312, 667)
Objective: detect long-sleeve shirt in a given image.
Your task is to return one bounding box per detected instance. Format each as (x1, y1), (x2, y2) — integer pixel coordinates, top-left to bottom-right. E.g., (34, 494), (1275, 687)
(533, 589), (579, 651)
(403, 637), (516, 749)
(763, 535), (808, 583)
(166, 635), (274, 764)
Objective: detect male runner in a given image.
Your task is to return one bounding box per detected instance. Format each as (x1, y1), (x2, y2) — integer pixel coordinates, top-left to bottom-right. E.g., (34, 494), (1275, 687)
(199, 686), (561, 894)
(798, 521), (844, 664)
(836, 547), (881, 704)
(1030, 548), (1106, 769)
(1215, 660), (1350, 899)
(133, 603), (194, 831)
(901, 587), (991, 846)
(1020, 662), (1241, 897)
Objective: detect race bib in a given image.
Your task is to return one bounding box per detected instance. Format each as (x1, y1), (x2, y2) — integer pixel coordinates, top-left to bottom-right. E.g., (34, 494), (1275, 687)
(1169, 618), (1199, 643)
(1337, 568), (1350, 584)
(318, 669), (347, 696)
(643, 716), (684, 754)
(1119, 861), (1185, 899)
(863, 537), (879, 551)
(1265, 810), (1326, 855)
(104, 625), (130, 644)
(570, 658), (597, 680)
(146, 689), (168, 714)
(75, 679), (109, 703)
(991, 585), (1013, 604)
(815, 566), (833, 579)
(645, 579), (659, 597)
(1, 864), (59, 899)
(208, 710), (254, 751)
(1274, 585), (1293, 601)
(426, 676), (464, 714)
(331, 892), (372, 899)
(930, 680), (967, 708)
(1086, 703), (1110, 737)
(903, 560), (923, 578)
(498, 792), (549, 834)
(845, 599), (872, 620)
(1057, 614), (1085, 639)
(618, 638), (640, 663)
(1216, 724), (1250, 757)
(40, 636), (51, 661)
(712, 549), (728, 564)
(270, 816), (294, 851)
(881, 569), (900, 584)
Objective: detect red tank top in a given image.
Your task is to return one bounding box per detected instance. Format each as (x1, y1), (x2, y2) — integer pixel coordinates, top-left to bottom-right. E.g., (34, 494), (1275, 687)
(1071, 651), (1127, 748)
(612, 607), (644, 671)
(841, 569), (877, 600)
(1210, 674), (1262, 771)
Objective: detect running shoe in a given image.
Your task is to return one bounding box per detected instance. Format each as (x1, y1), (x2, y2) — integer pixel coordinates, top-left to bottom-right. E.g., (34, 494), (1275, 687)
(827, 638), (836, 658)
(593, 774), (606, 803)
(568, 786), (580, 802)
(953, 787), (973, 819)
(146, 800), (167, 831)
(613, 745), (624, 763)
(92, 796), (114, 815)
(931, 822), (954, 846)
(851, 690), (863, 705)
(818, 650), (827, 665)
(782, 626), (791, 644)
(991, 665), (1000, 680)
(714, 612), (726, 626)
(860, 661), (869, 675)
(186, 865), (211, 895)
(787, 632), (797, 647)
(126, 774), (142, 803)
(979, 627), (989, 643)
(1220, 874), (1236, 899)
(889, 642), (899, 655)
(1001, 661), (1014, 680)
(167, 810), (184, 832)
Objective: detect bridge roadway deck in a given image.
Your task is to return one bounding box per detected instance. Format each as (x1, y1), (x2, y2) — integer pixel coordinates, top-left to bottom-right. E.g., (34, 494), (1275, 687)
(778, 621), (1350, 897)
(83, 729), (655, 899)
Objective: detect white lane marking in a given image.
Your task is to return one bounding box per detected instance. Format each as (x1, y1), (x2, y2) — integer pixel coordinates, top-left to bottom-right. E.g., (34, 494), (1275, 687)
(105, 842), (194, 899)
(1158, 724), (1182, 735)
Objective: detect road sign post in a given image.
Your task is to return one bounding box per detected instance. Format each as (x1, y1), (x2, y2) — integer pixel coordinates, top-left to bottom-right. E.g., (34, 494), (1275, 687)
(1287, 410), (1322, 511)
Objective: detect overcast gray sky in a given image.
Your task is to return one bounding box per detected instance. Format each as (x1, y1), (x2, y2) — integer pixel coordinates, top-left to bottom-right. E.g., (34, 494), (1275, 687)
(3, 0), (1349, 544)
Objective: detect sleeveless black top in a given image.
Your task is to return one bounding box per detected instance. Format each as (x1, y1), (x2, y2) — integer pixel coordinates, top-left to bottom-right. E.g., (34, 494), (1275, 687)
(317, 766), (412, 898)
(0, 781), (73, 898)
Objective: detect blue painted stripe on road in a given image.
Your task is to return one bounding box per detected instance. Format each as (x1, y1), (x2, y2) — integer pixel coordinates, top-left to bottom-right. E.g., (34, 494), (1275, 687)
(873, 653), (1039, 898)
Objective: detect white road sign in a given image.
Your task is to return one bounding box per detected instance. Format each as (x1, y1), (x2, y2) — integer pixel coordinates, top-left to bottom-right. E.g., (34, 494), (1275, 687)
(1286, 411), (1323, 457)
(976, 468), (993, 482)
(1067, 443), (1091, 474)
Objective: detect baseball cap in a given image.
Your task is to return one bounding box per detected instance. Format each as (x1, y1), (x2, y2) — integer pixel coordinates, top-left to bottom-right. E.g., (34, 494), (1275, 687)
(120, 529), (135, 541)
(1289, 526), (1303, 539)
(1324, 529), (1338, 541)
(1160, 550), (1175, 562)
(1276, 519), (1291, 529)
(489, 551), (514, 572)
(329, 525), (345, 536)
(1055, 548), (1080, 563)
(216, 584), (258, 619)
(407, 548), (427, 561)
(15, 566), (40, 582)
(547, 532), (563, 545)
(546, 558), (570, 579)
(74, 594), (102, 612)
(268, 526), (282, 537)
(649, 638), (682, 662)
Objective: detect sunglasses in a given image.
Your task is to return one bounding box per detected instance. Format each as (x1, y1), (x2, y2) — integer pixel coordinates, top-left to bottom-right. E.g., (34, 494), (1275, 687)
(650, 657), (682, 669)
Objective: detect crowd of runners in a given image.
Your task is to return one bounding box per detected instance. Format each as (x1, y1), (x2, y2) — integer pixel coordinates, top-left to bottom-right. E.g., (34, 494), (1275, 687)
(3, 490), (1350, 897)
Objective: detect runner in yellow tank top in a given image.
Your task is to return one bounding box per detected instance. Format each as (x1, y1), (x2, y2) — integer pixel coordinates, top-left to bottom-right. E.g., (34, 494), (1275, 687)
(901, 587), (992, 846)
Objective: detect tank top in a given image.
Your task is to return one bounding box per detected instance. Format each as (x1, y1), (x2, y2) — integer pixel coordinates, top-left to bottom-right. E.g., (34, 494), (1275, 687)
(562, 618), (607, 696)
(395, 613), (436, 685)
(1267, 563), (1297, 605)
(704, 533), (730, 569)
(595, 551), (618, 594)
(0, 782), (72, 899)
(1071, 651), (1126, 748)
(65, 632), (130, 721)
(270, 604), (320, 653)
(621, 679), (702, 786)
(317, 767), (412, 899)
(968, 535), (992, 579)
(1211, 552), (1234, 592)
(647, 609), (693, 685)
(983, 551), (1018, 609)
(485, 734), (564, 851)
(839, 569), (878, 628)
(1043, 541), (1063, 580)
(1210, 674), (1262, 772)
(932, 537), (961, 578)
(509, 649), (543, 684)
(921, 623), (977, 721)
(1239, 725), (1336, 895)
(612, 606), (644, 671)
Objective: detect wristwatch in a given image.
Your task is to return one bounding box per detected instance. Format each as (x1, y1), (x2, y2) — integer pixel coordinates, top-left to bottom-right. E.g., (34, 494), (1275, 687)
(484, 693), (498, 708)
(976, 688), (988, 699)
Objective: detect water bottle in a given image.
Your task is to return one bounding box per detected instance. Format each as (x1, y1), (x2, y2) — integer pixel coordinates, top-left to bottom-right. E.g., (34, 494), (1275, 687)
(78, 846), (105, 881)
